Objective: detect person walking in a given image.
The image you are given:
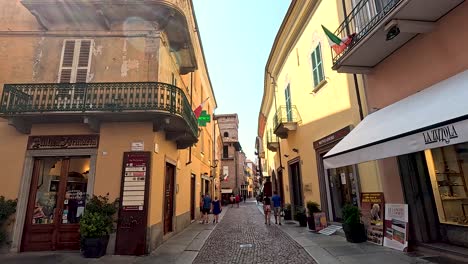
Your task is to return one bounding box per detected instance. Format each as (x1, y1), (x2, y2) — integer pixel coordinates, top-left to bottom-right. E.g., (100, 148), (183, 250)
(271, 191), (282, 225)
(243, 194), (247, 203)
(199, 195), (204, 223)
(235, 193), (240, 208)
(263, 196), (272, 225)
(202, 193), (212, 224)
(211, 196), (222, 224)
(230, 194), (235, 208)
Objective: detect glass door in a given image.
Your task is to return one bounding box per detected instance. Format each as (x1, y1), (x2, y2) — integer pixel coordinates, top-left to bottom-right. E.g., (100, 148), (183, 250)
(22, 156), (90, 251)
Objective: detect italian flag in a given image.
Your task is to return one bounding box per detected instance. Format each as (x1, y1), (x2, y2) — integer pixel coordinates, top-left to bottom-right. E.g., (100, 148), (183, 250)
(193, 97), (210, 119)
(223, 175), (228, 181)
(322, 25), (355, 55)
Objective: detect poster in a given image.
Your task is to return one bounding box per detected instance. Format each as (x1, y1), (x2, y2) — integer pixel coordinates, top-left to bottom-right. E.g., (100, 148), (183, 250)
(383, 204), (409, 252)
(361, 192), (384, 245)
(313, 212), (328, 232)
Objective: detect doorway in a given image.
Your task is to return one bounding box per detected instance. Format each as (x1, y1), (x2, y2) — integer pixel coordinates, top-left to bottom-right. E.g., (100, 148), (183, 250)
(21, 156), (90, 251)
(327, 165), (359, 221)
(190, 174), (196, 221)
(164, 163), (176, 234)
(277, 169), (285, 204)
(289, 160), (303, 207)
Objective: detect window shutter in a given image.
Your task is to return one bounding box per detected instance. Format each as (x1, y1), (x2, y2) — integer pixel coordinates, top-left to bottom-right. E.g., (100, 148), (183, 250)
(58, 39), (92, 83)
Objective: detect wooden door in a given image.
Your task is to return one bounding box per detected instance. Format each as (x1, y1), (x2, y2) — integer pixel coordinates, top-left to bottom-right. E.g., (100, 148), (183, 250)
(164, 163), (175, 234)
(22, 157), (89, 251)
(190, 174), (196, 220)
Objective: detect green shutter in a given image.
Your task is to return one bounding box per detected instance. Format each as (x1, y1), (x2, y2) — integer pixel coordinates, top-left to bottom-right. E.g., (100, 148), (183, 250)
(311, 43), (325, 88)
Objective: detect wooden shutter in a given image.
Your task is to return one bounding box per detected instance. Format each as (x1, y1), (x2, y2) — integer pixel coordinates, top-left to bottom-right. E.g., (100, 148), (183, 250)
(58, 39), (93, 83)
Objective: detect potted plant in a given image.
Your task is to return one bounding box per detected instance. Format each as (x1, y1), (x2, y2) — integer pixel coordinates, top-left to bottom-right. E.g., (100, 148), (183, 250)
(342, 204), (366, 243)
(80, 195), (117, 258)
(283, 203), (292, 220)
(306, 201), (321, 231)
(294, 206), (307, 227)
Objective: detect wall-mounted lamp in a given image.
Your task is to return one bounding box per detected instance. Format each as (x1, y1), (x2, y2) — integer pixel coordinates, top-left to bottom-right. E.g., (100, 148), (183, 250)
(386, 25), (400, 41)
(292, 148), (299, 153)
(210, 159), (219, 168)
(284, 154), (289, 158)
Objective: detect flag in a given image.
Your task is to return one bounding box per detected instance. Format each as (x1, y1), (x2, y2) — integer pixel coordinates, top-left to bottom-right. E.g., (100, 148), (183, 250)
(223, 174), (228, 181)
(322, 25), (355, 56)
(193, 97), (210, 119)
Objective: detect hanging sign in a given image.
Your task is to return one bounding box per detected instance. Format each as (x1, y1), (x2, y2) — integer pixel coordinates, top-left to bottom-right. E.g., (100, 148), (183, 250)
(383, 204), (409, 251)
(361, 192), (385, 245)
(198, 110), (211, 127)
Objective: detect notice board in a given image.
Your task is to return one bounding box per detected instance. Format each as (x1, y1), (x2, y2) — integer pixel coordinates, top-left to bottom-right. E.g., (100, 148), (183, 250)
(115, 152), (151, 255)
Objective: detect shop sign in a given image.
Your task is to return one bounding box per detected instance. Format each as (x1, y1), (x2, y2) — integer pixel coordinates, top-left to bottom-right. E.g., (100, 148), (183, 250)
(313, 212), (328, 232)
(383, 203), (409, 252)
(131, 141), (144, 151)
(313, 126), (351, 149)
(361, 192), (385, 245)
(27, 135), (99, 150)
(423, 124), (458, 145)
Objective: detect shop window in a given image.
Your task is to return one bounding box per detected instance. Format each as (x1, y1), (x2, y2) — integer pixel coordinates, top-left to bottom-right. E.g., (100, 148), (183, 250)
(426, 143), (468, 226)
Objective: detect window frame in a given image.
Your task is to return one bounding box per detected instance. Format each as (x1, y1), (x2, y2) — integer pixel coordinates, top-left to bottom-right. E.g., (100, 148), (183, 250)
(311, 43), (326, 89)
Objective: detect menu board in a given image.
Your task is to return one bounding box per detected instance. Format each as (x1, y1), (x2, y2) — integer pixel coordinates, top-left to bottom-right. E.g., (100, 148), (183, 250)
(361, 192), (385, 245)
(383, 204), (409, 252)
(122, 153), (149, 211)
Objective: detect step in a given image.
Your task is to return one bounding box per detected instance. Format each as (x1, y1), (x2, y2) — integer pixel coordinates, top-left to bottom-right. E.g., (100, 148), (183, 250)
(414, 243), (468, 263)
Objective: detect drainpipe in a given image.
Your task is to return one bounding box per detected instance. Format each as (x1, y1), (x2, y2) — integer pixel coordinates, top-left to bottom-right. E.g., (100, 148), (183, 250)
(341, 0), (364, 120)
(267, 72), (284, 172)
(186, 72), (194, 165)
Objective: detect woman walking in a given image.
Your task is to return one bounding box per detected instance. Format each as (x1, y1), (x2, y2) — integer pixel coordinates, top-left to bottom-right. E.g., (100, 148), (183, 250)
(263, 196), (272, 225)
(212, 196), (222, 224)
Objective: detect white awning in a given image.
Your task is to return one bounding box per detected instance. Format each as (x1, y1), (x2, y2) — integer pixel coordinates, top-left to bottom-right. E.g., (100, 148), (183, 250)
(221, 189), (233, 194)
(324, 70), (468, 168)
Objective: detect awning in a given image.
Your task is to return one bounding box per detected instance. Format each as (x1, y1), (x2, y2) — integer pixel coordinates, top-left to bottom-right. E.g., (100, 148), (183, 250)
(221, 189), (233, 194)
(324, 70), (468, 168)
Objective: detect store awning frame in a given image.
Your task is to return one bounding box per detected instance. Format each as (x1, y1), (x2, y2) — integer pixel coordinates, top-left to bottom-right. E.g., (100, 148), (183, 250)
(324, 70), (468, 168)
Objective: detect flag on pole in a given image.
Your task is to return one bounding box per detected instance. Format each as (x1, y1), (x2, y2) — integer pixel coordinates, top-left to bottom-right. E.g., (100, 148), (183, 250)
(322, 25), (355, 56)
(193, 97), (210, 119)
(223, 174), (228, 181)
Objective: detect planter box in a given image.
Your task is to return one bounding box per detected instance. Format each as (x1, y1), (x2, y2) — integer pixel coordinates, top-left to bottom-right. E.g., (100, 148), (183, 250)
(283, 209), (292, 220)
(342, 223), (366, 243)
(307, 216), (315, 231)
(82, 236), (109, 258)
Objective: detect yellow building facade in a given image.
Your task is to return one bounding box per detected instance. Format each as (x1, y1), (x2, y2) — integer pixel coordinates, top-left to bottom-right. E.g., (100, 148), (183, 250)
(258, 0), (382, 221)
(0, 0), (219, 254)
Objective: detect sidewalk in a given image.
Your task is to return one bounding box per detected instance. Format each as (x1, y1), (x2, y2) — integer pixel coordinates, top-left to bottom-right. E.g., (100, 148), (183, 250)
(256, 204), (431, 264)
(0, 208), (228, 264)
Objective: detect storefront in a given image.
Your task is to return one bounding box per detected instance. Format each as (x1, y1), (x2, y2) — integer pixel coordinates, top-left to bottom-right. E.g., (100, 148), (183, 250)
(314, 126), (361, 222)
(324, 70), (468, 248)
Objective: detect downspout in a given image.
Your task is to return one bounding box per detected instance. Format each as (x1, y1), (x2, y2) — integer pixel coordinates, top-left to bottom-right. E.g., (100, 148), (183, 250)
(186, 72), (194, 165)
(267, 72), (284, 171)
(342, 0), (364, 120)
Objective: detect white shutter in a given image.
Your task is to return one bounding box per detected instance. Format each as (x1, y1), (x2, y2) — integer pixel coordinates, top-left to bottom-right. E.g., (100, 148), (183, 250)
(58, 39), (93, 83)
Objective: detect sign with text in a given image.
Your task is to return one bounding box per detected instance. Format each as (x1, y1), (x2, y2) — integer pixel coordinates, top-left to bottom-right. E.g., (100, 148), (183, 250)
(383, 204), (409, 252)
(116, 152), (151, 256)
(361, 192), (385, 245)
(313, 212), (328, 232)
(27, 135), (99, 150)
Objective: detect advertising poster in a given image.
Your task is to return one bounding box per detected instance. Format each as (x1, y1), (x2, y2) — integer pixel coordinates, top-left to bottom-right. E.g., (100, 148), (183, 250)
(383, 204), (409, 252)
(313, 212), (328, 232)
(361, 192), (385, 245)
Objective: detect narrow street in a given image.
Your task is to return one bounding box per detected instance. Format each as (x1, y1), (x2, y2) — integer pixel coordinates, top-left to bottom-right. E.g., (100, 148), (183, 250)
(193, 200), (315, 264)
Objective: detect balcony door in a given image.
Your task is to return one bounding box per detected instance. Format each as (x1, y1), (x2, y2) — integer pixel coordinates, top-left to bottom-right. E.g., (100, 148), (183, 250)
(351, 0), (394, 34)
(164, 163), (175, 234)
(22, 157), (90, 251)
(285, 84), (292, 122)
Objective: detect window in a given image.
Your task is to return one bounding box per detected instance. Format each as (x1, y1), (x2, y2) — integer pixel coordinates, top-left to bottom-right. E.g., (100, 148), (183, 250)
(223, 145), (229, 159)
(58, 39), (93, 83)
(171, 73), (177, 87)
(284, 84), (292, 122)
(224, 132), (229, 138)
(311, 43), (325, 88)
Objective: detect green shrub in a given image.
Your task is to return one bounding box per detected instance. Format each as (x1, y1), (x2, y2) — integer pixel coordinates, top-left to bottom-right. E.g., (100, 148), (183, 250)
(79, 195), (117, 239)
(306, 201), (321, 216)
(0, 196), (17, 244)
(342, 204), (361, 225)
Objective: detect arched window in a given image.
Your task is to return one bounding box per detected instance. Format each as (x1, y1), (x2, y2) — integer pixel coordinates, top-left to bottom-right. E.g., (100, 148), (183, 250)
(224, 132), (229, 137)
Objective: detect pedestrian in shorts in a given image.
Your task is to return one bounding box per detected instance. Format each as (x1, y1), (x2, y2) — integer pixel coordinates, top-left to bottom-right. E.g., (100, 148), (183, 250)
(263, 196), (272, 225)
(271, 191), (282, 225)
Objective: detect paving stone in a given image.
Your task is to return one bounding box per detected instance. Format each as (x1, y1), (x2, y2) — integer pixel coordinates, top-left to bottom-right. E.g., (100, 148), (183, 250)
(193, 202), (316, 264)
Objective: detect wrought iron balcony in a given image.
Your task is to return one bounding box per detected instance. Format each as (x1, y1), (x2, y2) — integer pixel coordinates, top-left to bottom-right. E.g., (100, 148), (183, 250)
(332, 0), (463, 73)
(266, 129), (279, 152)
(0, 82), (198, 149)
(273, 106), (301, 139)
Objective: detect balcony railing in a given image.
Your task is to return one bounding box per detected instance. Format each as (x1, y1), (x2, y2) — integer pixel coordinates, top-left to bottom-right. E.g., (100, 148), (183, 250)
(332, 0), (403, 64)
(273, 105), (301, 139)
(266, 128), (279, 152)
(0, 82), (198, 140)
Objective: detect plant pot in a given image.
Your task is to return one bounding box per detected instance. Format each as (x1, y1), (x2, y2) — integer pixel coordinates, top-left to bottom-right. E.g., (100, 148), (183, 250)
(82, 236), (109, 258)
(298, 214), (307, 227)
(283, 209), (292, 220)
(342, 223), (366, 243)
(307, 216), (316, 231)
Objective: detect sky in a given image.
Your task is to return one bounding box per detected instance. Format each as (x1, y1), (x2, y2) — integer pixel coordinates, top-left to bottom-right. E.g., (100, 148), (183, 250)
(193, 0), (291, 161)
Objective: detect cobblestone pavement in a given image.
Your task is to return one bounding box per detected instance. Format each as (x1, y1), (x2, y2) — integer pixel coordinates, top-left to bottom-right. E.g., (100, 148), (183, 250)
(193, 201), (316, 264)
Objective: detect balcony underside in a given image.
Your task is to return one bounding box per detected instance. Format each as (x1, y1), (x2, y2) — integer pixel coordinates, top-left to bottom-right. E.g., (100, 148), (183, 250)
(333, 0), (464, 73)
(5, 111), (197, 149)
(267, 142), (279, 152)
(274, 122), (297, 139)
(21, 0), (197, 73)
